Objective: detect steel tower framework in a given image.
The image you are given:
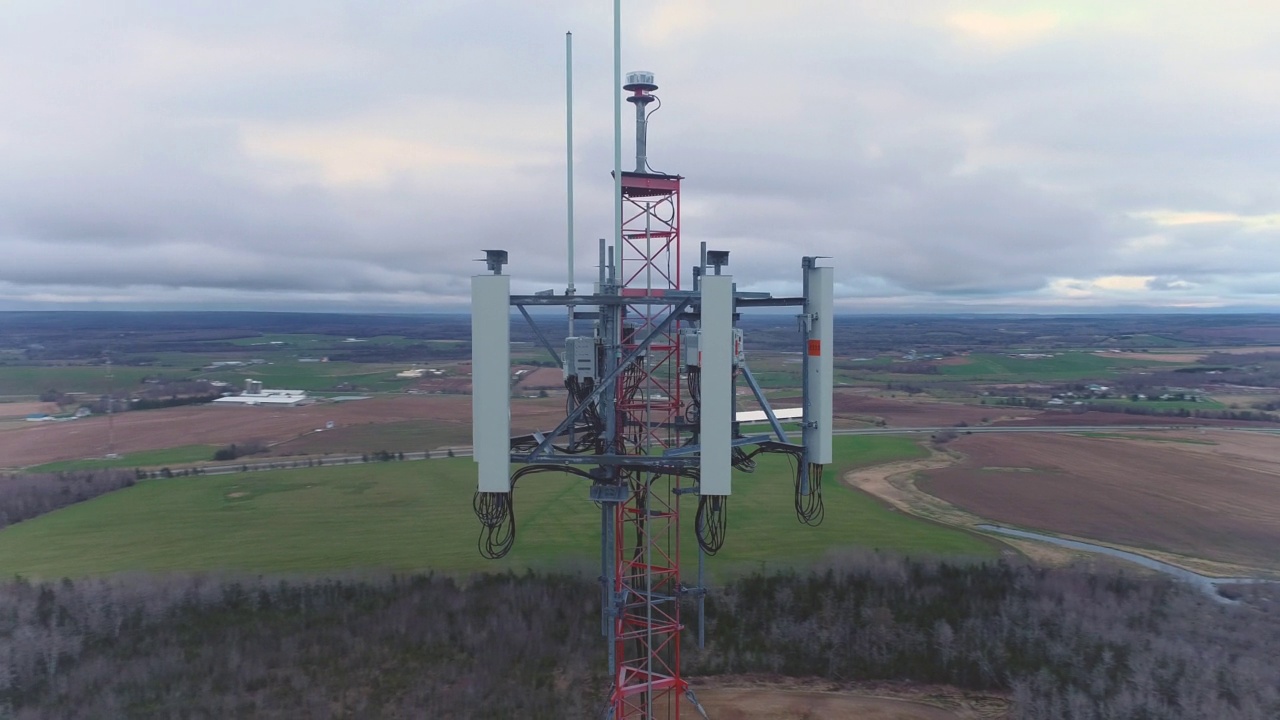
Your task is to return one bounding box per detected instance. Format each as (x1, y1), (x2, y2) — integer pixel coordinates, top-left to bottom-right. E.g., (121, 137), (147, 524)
(469, 66), (835, 720)
(612, 169), (686, 718)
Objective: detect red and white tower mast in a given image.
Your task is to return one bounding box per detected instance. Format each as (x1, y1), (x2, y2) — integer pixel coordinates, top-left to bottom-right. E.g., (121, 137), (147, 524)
(609, 70), (691, 720)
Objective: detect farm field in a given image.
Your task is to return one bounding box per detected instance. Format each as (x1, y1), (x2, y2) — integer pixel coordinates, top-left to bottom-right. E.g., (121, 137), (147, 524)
(28, 445), (220, 472)
(0, 401), (60, 419)
(829, 391), (1015, 427)
(918, 431), (1280, 570)
(199, 360), (418, 392)
(267, 418), (472, 455)
(935, 352), (1180, 381)
(0, 395), (565, 469)
(0, 436), (998, 578)
(1090, 399), (1227, 411)
(0, 365), (158, 396)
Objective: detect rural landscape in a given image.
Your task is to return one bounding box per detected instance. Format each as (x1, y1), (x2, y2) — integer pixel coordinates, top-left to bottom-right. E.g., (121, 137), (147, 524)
(2, 310), (1279, 718)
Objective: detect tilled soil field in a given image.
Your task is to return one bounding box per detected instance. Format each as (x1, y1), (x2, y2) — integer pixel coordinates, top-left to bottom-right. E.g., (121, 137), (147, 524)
(0, 395), (567, 468)
(513, 366), (565, 389)
(821, 392), (1012, 427)
(919, 432), (1280, 570)
(0, 402), (59, 419)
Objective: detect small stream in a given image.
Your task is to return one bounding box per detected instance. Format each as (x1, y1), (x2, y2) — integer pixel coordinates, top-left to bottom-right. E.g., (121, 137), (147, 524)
(977, 524), (1276, 603)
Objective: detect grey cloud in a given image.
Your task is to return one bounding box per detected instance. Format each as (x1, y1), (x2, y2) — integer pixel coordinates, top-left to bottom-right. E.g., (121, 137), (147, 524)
(2, 1), (1279, 310)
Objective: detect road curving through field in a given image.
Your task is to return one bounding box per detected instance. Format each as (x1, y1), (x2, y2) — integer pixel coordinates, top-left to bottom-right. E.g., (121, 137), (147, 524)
(843, 439), (1280, 597)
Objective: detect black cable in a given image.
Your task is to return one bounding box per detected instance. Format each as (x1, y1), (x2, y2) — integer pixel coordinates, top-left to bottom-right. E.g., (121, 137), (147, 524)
(473, 490), (515, 560)
(474, 465), (596, 559)
(794, 461), (825, 527)
(684, 366), (701, 424)
(695, 493), (728, 555)
(643, 96), (666, 175)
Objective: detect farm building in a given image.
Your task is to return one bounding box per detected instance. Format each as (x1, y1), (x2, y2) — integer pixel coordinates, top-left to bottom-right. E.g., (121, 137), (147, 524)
(212, 379), (311, 407)
(734, 407), (804, 423)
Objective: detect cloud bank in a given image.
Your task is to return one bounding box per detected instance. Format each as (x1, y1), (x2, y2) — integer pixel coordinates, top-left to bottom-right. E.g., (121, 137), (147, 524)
(2, 1), (1278, 312)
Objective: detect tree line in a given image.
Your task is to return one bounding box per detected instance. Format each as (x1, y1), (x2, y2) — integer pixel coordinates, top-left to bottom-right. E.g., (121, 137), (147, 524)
(0, 470), (135, 530)
(2, 555), (1277, 718)
(688, 553), (1280, 719)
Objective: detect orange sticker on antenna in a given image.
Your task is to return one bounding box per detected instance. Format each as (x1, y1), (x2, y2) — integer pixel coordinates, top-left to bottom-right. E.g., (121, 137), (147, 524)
(807, 339), (821, 356)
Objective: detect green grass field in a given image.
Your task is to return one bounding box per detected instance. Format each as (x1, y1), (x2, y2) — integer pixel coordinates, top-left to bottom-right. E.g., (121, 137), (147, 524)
(200, 361), (416, 392)
(26, 445), (221, 472)
(270, 419), (472, 455)
(1090, 399), (1226, 411)
(0, 436), (996, 578)
(935, 352), (1169, 381)
(226, 333), (425, 348)
(0, 365), (158, 396)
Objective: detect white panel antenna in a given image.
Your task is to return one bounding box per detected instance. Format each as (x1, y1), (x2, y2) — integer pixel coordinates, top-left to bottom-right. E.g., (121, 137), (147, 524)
(471, 273), (511, 492)
(699, 274), (734, 496)
(804, 265), (834, 465)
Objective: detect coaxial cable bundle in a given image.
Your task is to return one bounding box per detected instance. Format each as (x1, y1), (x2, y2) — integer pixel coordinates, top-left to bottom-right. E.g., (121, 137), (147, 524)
(695, 493), (728, 555)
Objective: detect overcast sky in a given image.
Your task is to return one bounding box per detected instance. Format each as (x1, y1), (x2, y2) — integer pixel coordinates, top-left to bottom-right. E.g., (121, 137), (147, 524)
(2, 1), (1278, 313)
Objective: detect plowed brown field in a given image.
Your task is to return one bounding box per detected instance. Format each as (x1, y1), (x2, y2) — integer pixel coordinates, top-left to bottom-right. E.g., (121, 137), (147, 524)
(514, 367), (565, 389)
(919, 432), (1280, 569)
(0, 402), (59, 419)
(779, 392), (1011, 427)
(0, 395), (567, 468)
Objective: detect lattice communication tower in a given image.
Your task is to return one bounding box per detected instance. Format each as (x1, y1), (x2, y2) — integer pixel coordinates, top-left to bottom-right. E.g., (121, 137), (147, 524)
(470, 70), (834, 720)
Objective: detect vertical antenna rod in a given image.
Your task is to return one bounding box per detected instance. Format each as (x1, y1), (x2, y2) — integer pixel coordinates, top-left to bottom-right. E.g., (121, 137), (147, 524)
(566, 31), (576, 336)
(612, 0), (623, 264)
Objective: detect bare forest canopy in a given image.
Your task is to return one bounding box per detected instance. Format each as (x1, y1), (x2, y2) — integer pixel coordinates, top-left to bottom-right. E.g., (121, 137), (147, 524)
(3, 557), (1277, 719)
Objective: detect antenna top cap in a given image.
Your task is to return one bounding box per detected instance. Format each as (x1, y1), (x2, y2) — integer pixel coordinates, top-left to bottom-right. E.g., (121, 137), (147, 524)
(623, 70), (658, 92)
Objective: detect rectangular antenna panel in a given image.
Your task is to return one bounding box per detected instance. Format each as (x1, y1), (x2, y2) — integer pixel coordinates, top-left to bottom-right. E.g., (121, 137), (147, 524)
(699, 275), (733, 496)
(471, 274), (511, 492)
(563, 336), (597, 380)
(680, 328), (701, 368)
(804, 266), (834, 465)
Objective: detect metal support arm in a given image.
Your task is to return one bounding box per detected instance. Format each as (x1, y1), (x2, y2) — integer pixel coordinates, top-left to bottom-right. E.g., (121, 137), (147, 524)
(524, 297), (692, 462)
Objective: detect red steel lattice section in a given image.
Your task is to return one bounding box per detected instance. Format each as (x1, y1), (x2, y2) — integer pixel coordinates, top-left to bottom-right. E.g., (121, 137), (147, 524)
(618, 173), (682, 451)
(610, 171), (687, 719)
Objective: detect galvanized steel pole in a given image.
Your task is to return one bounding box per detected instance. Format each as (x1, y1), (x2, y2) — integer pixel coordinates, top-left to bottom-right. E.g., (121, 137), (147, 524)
(566, 31), (576, 336)
(613, 0), (623, 265)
